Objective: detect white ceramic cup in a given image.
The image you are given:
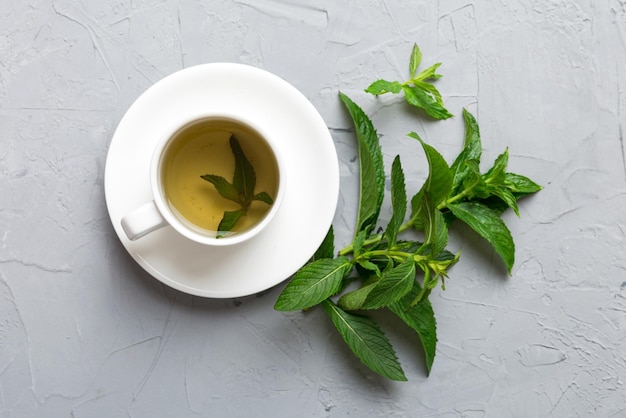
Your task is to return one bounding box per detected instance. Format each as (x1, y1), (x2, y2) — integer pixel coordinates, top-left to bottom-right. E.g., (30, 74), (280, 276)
(120, 113), (286, 246)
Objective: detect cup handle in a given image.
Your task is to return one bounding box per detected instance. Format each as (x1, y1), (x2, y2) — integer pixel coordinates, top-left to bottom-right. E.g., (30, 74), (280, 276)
(120, 201), (168, 241)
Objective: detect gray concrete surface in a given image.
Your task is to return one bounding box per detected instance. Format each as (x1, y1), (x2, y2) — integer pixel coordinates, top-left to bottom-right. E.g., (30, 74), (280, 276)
(1, 0), (626, 416)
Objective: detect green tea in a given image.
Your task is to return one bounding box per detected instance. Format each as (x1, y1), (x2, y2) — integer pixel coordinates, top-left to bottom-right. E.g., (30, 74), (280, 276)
(160, 118), (279, 237)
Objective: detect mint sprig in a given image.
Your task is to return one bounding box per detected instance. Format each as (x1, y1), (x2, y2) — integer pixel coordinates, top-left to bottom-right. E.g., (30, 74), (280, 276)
(365, 43), (453, 120)
(201, 135), (273, 237)
(274, 43), (541, 380)
(339, 92), (385, 235)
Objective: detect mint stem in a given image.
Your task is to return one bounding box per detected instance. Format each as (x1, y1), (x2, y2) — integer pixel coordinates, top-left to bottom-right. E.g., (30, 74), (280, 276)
(338, 220), (418, 256)
(339, 186), (474, 257)
(439, 188), (473, 209)
(338, 235), (381, 256)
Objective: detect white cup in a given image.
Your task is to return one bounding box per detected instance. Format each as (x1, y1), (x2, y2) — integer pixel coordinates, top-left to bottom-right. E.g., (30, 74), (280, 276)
(120, 113), (286, 246)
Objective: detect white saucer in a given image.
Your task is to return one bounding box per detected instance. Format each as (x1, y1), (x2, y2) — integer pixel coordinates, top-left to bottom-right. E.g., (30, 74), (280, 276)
(104, 63), (339, 298)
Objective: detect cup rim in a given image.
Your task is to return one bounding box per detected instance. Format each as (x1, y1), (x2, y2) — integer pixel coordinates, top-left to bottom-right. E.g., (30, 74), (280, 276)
(150, 112), (286, 246)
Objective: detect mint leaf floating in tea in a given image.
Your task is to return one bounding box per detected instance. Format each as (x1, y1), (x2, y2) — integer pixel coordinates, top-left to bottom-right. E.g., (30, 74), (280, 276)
(215, 208), (247, 236)
(200, 135), (274, 238)
(231, 134), (256, 203)
(365, 43), (453, 120)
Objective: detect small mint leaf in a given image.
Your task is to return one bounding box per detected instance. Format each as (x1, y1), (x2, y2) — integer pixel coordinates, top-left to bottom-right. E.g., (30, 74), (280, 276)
(461, 160), (489, 199)
(361, 259), (416, 309)
(414, 80), (444, 106)
(448, 202), (515, 273)
(365, 79), (403, 95)
(505, 173), (542, 196)
(216, 208), (246, 238)
(200, 174), (241, 204)
(409, 43), (423, 78)
(415, 62), (443, 81)
(338, 279), (379, 311)
(484, 148), (509, 185)
(489, 186), (520, 217)
(421, 192), (448, 256)
(252, 191), (273, 205)
(352, 230), (368, 258)
(356, 259), (382, 276)
(402, 85), (453, 120)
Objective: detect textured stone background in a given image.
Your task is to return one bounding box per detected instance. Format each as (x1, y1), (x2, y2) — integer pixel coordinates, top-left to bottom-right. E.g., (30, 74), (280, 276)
(1, 0), (626, 416)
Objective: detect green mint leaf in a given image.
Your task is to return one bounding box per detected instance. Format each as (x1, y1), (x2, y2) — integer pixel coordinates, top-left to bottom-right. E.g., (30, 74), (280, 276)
(216, 208), (246, 238)
(448, 202), (515, 273)
(409, 133), (453, 229)
(415, 62), (443, 81)
(489, 186), (520, 216)
(352, 230), (368, 257)
(402, 85), (453, 120)
(461, 109), (482, 154)
(365, 79), (403, 95)
(413, 80), (444, 106)
(361, 255), (396, 278)
(409, 43), (423, 78)
(338, 278), (379, 311)
(274, 257), (352, 311)
(434, 249), (459, 263)
(505, 173), (542, 196)
(322, 299), (407, 381)
(484, 148), (509, 185)
(313, 226), (335, 261)
(339, 92), (385, 235)
(462, 160), (489, 199)
(251, 191), (273, 205)
(450, 109), (482, 195)
(357, 259), (384, 276)
(199, 174), (241, 204)
(495, 188), (520, 216)
(394, 240), (423, 253)
(470, 196), (510, 216)
(421, 192), (448, 256)
(361, 259), (416, 309)
(409, 133), (453, 207)
(385, 156), (407, 247)
(230, 135), (256, 203)
(410, 190), (425, 230)
(388, 283), (437, 375)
